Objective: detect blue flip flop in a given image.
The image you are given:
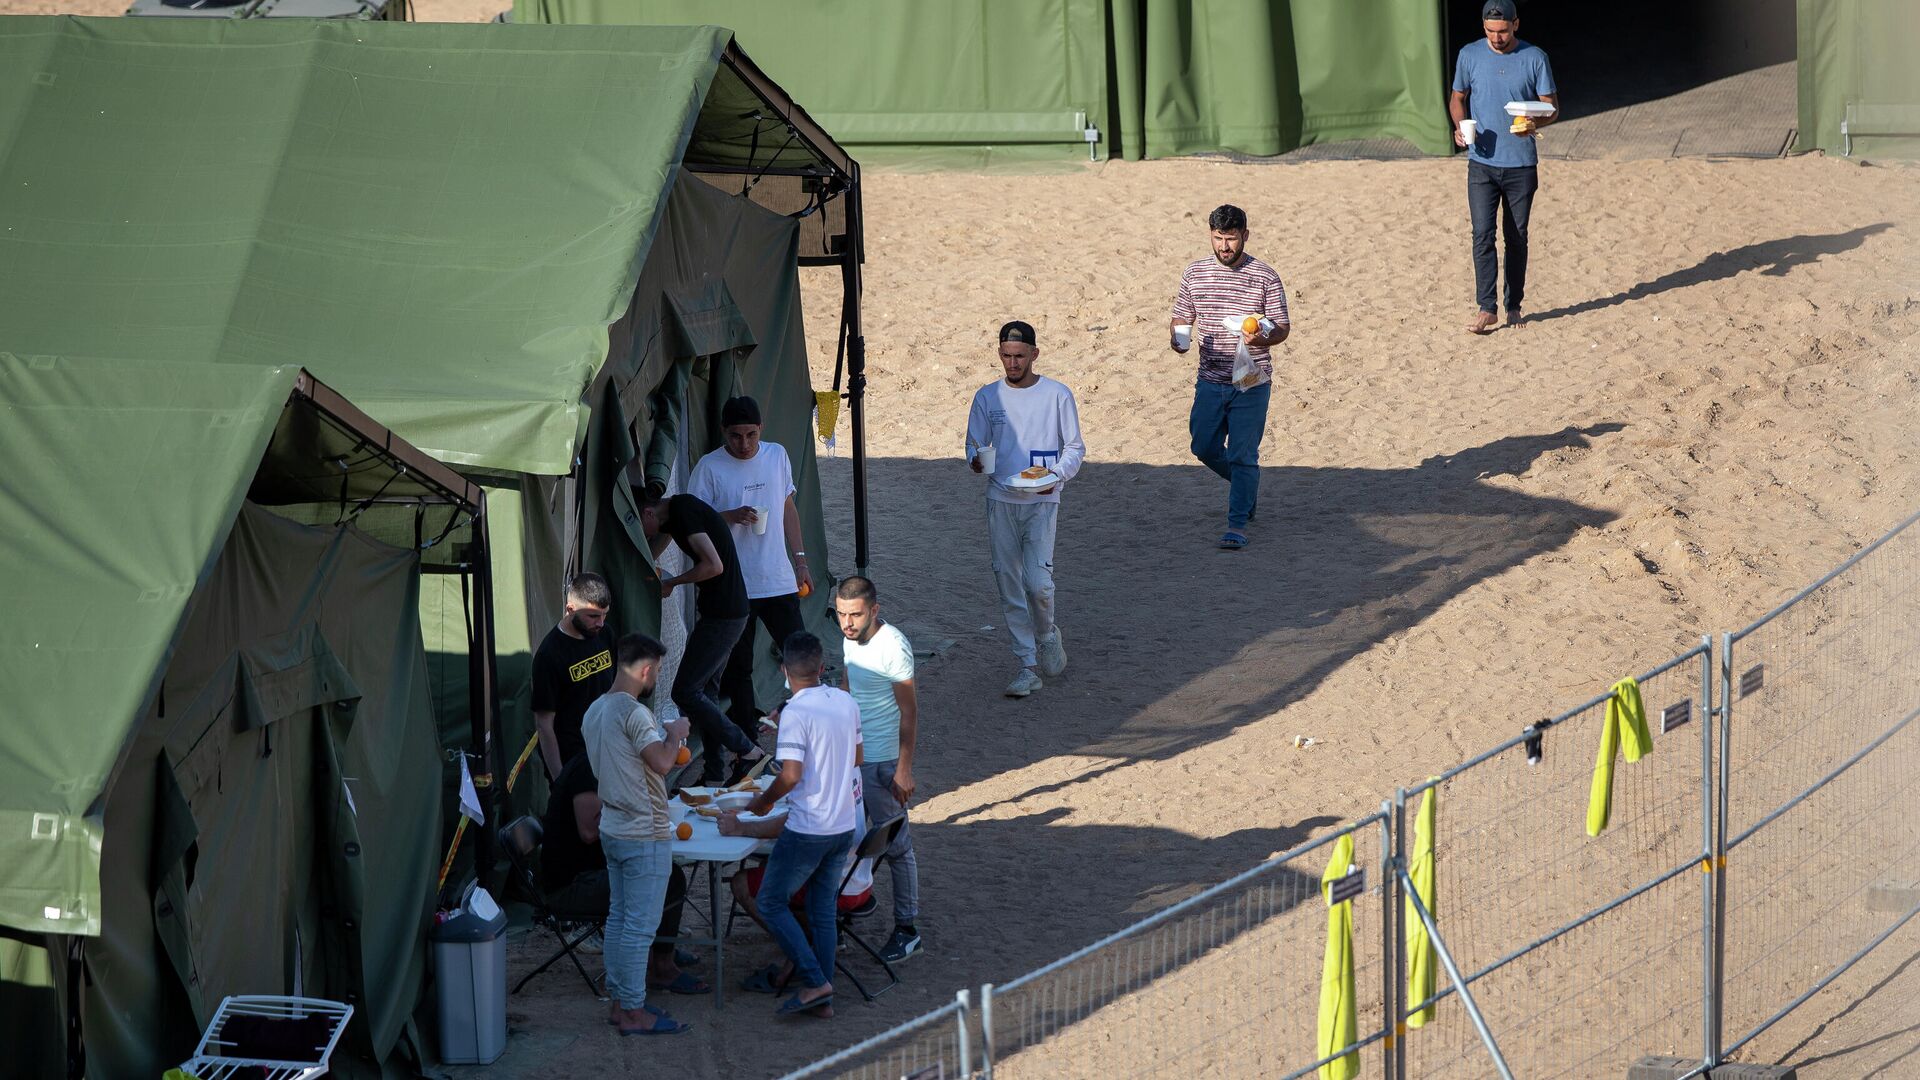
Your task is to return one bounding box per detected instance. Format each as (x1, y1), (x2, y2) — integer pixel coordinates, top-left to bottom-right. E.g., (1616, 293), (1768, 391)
(618, 1009), (690, 1036)
(1218, 531), (1249, 550)
(777, 991), (834, 1015)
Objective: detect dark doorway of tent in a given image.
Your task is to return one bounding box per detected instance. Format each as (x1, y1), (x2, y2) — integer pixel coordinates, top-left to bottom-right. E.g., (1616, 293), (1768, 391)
(1442, 0), (1798, 159)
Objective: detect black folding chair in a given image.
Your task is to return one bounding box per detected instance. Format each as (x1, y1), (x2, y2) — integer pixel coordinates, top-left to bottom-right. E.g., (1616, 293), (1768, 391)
(835, 813), (908, 1001)
(498, 815), (603, 995)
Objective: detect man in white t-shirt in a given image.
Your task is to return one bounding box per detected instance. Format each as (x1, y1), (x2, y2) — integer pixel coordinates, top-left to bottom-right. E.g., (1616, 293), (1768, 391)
(688, 396), (814, 747)
(833, 575), (924, 963)
(966, 320), (1086, 698)
(743, 631), (861, 1017)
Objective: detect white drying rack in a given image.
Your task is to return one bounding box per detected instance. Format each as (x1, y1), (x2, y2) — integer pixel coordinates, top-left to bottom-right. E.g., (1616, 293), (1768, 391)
(180, 995), (354, 1080)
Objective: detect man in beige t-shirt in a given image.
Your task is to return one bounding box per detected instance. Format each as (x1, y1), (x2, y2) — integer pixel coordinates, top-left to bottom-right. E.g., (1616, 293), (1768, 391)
(583, 633), (692, 1036)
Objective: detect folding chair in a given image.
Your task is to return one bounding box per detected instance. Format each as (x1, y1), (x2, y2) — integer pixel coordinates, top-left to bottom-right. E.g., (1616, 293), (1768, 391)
(177, 995), (353, 1080)
(835, 812), (908, 1001)
(497, 815), (603, 995)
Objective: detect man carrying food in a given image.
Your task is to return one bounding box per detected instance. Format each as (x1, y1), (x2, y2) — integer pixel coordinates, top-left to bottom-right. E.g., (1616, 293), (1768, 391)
(1168, 204), (1290, 551)
(1449, 0), (1558, 333)
(966, 320), (1086, 698)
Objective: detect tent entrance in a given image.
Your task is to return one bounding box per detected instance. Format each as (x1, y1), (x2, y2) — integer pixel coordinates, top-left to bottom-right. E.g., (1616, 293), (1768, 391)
(1443, 0), (1797, 160)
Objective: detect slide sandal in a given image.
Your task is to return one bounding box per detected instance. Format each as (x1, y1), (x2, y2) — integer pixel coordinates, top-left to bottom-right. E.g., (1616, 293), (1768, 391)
(1218, 531), (1248, 550)
(777, 991), (833, 1016)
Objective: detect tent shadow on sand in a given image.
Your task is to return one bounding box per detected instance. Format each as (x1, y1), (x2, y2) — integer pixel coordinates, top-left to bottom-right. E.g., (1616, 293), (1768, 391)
(820, 422), (1623, 816)
(1524, 224), (1893, 325)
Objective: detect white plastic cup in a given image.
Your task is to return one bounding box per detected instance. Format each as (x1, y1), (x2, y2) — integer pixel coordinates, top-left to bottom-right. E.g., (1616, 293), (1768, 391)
(976, 445), (996, 474)
(751, 505), (769, 535)
(1458, 119), (1479, 144)
(1172, 324), (1193, 351)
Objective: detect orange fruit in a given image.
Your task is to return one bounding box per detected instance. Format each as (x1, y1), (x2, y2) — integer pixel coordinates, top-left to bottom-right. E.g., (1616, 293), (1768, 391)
(676, 821), (693, 841)
(797, 580), (812, 598)
(1242, 316), (1261, 335)
(675, 745), (691, 766)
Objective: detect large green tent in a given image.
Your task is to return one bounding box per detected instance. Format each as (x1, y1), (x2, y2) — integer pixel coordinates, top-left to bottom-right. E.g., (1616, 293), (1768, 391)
(515, 0), (1453, 162)
(1796, 0), (1920, 158)
(0, 14), (868, 1075)
(0, 359), (484, 1077)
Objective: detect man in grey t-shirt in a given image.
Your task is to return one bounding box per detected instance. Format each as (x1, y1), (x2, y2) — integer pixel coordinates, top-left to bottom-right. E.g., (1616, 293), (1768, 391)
(1450, 0), (1558, 333)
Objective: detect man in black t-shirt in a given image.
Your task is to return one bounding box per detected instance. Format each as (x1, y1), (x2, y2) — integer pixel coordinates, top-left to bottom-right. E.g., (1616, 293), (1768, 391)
(638, 489), (770, 784)
(539, 755), (706, 994)
(531, 573), (615, 779)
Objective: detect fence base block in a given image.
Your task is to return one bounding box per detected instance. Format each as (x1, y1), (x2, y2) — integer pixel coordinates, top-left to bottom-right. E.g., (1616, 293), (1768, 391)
(1628, 1057), (1797, 1080)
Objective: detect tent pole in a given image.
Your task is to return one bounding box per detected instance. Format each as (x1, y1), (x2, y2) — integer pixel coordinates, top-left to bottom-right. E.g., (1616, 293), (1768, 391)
(844, 171), (870, 577)
(471, 505), (502, 887)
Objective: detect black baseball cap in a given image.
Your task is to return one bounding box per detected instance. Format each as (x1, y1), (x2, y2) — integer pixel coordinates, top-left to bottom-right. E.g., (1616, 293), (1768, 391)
(1481, 0), (1517, 21)
(998, 320), (1037, 347)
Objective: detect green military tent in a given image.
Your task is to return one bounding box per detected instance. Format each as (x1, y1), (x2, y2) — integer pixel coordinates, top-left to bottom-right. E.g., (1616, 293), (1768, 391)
(514, 0), (1453, 163)
(0, 14), (870, 1075)
(1796, 0), (1920, 158)
(0, 360), (485, 1077)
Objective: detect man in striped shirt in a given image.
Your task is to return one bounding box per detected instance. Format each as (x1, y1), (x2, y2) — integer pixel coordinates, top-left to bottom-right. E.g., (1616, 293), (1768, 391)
(1169, 204), (1291, 550)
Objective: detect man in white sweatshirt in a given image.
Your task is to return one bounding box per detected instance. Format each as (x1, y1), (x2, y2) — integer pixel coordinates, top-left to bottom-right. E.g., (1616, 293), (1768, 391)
(966, 321), (1086, 698)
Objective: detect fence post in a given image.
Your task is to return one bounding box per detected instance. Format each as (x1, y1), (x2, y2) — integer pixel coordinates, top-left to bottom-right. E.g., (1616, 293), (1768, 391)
(956, 988), (972, 1078)
(979, 982), (994, 1079)
(1698, 636), (1719, 1071)
(1379, 802), (1399, 1080)
(1389, 791), (1408, 1080)
(1710, 631), (1735, 1066)
(1399, 865), (1515, 1080)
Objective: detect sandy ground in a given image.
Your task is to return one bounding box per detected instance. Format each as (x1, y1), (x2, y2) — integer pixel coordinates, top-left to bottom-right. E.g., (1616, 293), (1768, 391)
(14, 2), (1920, 1076)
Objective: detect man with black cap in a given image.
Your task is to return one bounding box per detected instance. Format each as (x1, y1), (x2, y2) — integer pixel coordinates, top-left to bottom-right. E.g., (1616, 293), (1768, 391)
(965, 321), (1086, 698)
(688, 395), (813, 745)
(1450, 0), (1558, 334)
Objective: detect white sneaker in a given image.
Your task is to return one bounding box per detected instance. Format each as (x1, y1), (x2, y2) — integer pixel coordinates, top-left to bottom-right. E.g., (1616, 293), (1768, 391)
(1005, 669), (1043, 698)
(1037, 627), (1067, 677)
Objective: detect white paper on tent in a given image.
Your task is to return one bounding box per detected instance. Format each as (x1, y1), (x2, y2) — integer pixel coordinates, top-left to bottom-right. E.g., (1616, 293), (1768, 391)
(458, 754), (485, 825)
(1504, 101), (1556, 117)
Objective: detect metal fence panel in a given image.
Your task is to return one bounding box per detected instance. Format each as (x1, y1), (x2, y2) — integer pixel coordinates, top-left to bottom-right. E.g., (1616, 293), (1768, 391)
(980, 816), (1391, 1080)
(778, 994), (974, 1080)
(1719, 510), (1920, 1054)
(1400, 647), (1712, 1080)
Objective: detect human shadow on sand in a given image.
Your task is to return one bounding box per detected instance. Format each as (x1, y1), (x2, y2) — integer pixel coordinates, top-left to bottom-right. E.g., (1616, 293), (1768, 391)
(817, 422), (1622, 809)
(1525, 224), (1892, 325)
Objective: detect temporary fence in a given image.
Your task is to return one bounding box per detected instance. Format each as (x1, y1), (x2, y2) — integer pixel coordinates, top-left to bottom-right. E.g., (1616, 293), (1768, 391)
(1715, 507), (1920, 1061)
(779, 990), (973, 1080)
(1395, 645), (1713, 1079)
(980, 815), (1390, 1079)
(782, 508), (1920, 1080)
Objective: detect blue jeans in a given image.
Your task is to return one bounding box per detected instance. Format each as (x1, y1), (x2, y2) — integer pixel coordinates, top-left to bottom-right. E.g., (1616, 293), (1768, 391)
(1189, 379), (1270, 530)
(756, 827), (855, 990)
(1468, 161), (1538, 313)
(601, 834), (673, 1011)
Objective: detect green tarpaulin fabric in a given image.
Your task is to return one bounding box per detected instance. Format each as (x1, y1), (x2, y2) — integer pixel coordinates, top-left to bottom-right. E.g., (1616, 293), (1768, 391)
(0, 16), (730, 475)
(1796, 0), (1920, 158)
(516, 0), (1451, 161)
(0, 357), (300, 936)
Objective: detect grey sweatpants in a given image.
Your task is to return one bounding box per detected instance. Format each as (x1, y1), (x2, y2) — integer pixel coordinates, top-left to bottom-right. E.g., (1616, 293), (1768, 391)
(987, 499), (1059, 667)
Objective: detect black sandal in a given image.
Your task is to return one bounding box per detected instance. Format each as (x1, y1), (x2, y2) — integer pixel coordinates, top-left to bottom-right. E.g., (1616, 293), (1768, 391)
(740, 963), (789, 994)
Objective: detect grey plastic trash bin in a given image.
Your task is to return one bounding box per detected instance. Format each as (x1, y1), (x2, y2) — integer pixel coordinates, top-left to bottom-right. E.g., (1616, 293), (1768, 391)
(431, 906), (508, 1065)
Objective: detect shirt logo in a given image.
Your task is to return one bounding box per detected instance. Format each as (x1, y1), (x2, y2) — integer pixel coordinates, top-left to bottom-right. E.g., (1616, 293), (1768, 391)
(1029, 449), (1061, 468)
(570, 650), (611, 683)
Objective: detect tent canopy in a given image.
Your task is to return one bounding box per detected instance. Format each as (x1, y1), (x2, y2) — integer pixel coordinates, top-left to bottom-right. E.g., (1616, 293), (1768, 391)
(0, 16), (857, 478)
(1796, 0), (1920, 158)
(0, 357), (480, 938)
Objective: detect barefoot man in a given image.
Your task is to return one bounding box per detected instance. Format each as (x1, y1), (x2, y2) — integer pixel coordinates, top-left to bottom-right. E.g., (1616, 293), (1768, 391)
(1169, 204), (1290, 550)
(1450, 0), (1558, 333)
